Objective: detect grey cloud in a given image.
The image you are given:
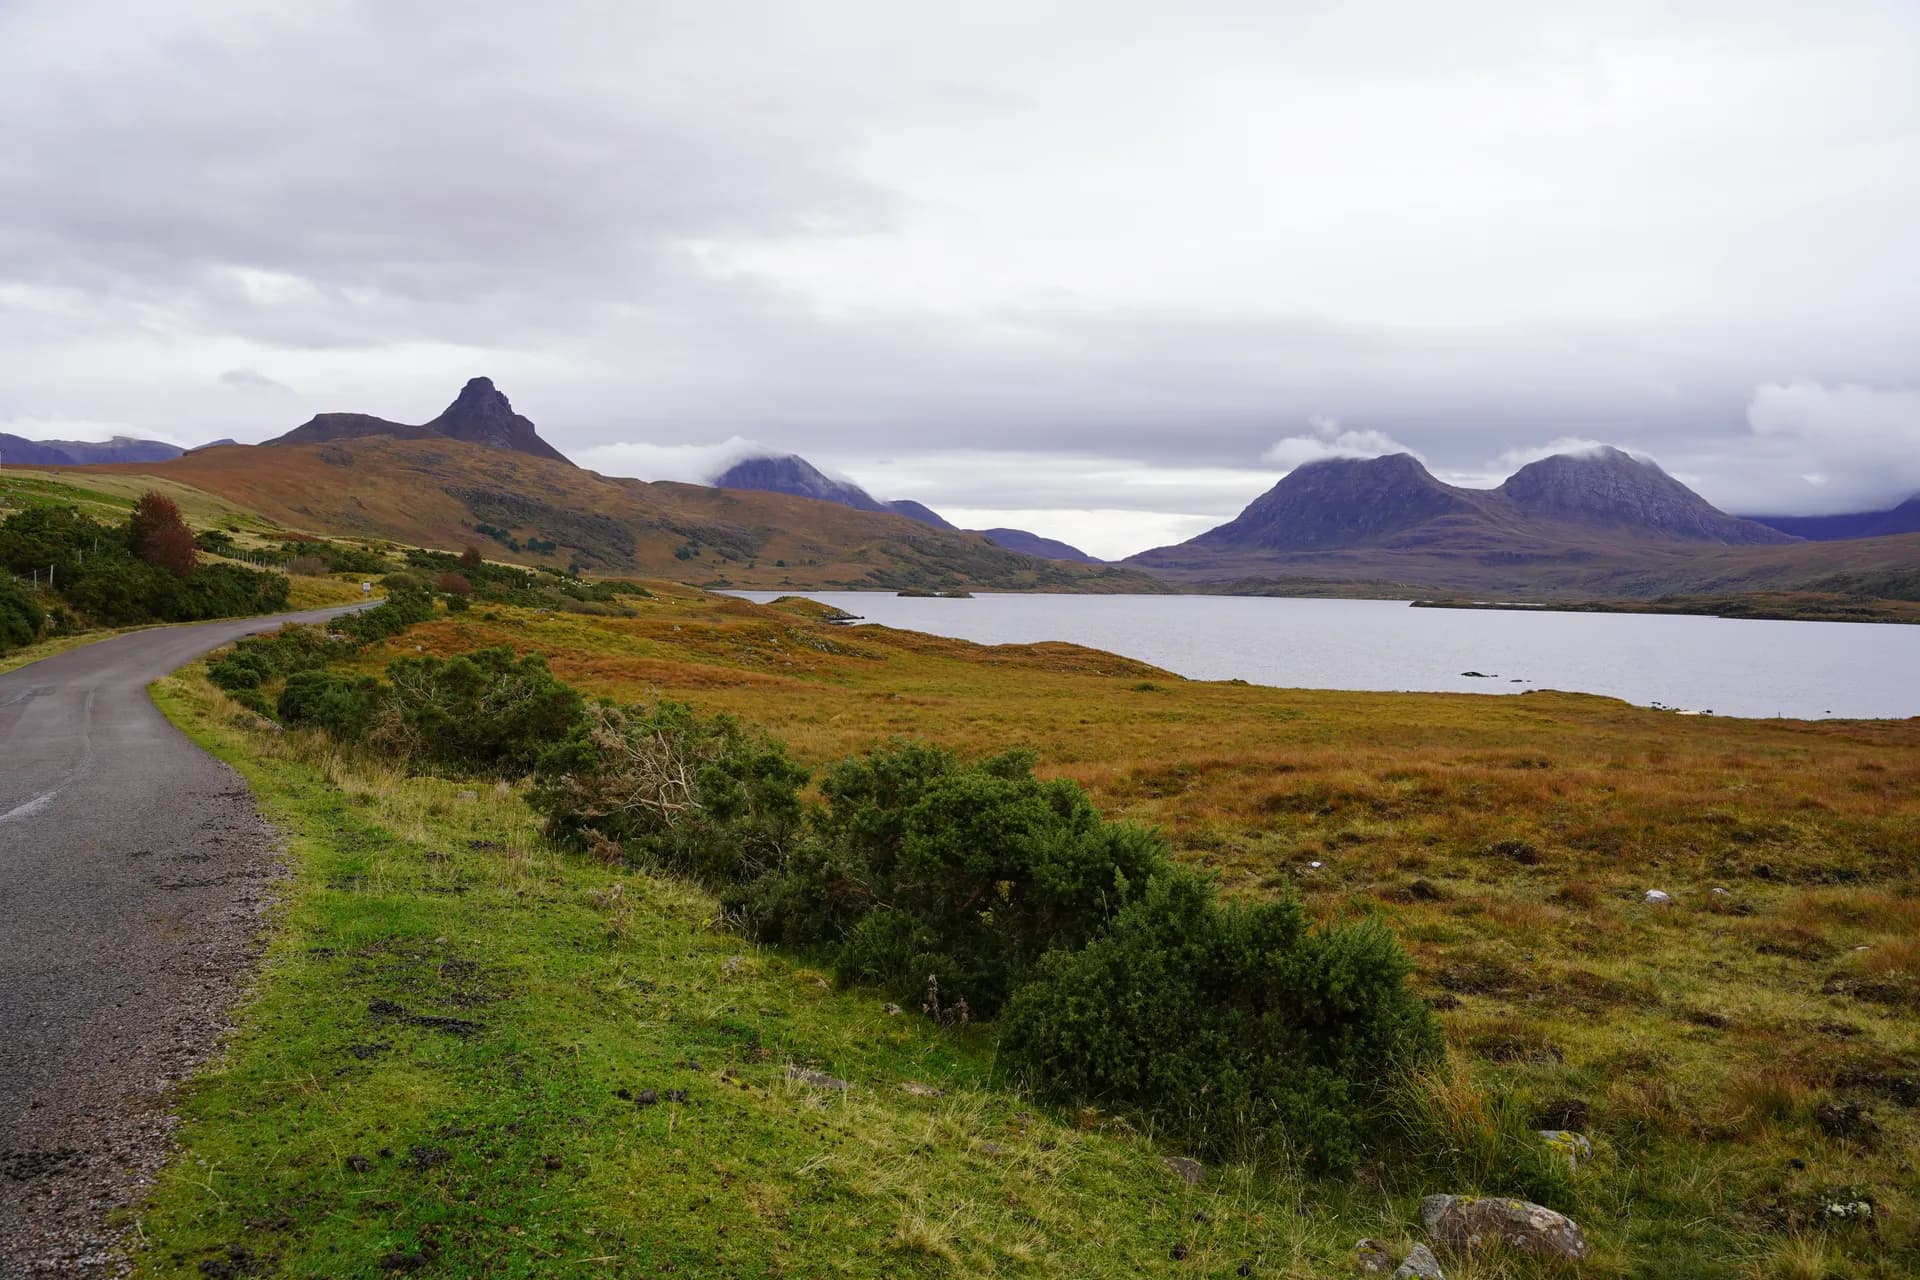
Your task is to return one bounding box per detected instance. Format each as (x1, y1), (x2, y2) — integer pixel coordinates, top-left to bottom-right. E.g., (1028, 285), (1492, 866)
(2, 0), (1918, 530)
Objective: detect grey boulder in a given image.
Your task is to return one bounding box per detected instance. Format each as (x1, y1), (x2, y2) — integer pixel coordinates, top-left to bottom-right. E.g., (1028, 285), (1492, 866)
(1393, 1243), (1446, 1280)
(1421, 1194), (1588, 1261)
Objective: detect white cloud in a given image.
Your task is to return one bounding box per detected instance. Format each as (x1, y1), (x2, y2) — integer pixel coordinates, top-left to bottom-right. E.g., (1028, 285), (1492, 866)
(934, 507), (1220, 562)
(1735, 381), (1920, 511)
(1262, 416), (1420, 471)
(573, 436), (778, 484)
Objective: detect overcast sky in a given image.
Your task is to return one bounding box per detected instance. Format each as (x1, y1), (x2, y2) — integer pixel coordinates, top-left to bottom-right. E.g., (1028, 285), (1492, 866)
(5, 1), (1919, 557)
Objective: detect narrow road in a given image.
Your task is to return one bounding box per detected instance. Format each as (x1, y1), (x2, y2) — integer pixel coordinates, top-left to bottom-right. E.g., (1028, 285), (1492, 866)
(0, 605), (367, 1278)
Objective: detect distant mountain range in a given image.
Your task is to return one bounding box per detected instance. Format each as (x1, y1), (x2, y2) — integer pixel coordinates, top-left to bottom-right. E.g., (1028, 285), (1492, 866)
(15, 380), (1920, 601)
(710, 454), (1104, 563)
(1746, 495), (1920, 541)
(265, 376), (573, 465)
(1129, 448), (1920, 599)
(0, 433), (186, 466)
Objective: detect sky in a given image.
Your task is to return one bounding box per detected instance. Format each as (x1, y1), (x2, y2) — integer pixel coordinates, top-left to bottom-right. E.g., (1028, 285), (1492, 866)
(4, 1), (1919, 559)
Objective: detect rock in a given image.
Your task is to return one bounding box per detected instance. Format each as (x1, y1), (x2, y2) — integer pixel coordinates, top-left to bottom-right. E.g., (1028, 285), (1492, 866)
(1162, 1156), (1206, 1186)
(1644, 889), (1672, 905)
(1815, 1099), (1878, 1142)
(1536, 1130), (1592, 1170)
(1392, 1243), (1446, 1280)
(1420, 1195), (1588, 1261)
(900, 1081), (945, 1098)
(1353, 1238), (1396, 1274)
(883, 1002), (903, 1016)
(786, 1065), (850, 1091)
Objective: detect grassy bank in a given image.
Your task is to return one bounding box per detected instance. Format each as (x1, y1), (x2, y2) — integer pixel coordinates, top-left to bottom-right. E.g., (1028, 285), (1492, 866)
(139, 588), (1920, 1277)
(138, 676), (1413, 1279)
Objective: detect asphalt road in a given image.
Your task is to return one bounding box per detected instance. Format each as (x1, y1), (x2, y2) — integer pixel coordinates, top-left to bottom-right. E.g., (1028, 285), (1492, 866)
(0, 605), (367, 1278)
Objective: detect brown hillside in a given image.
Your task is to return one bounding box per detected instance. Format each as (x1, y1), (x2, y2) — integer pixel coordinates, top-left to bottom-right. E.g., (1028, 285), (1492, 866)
(88, 437), (1160, 593)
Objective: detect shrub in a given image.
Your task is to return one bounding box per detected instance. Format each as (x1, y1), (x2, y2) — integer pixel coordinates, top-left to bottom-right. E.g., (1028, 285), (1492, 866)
(375, 646), (584, 776)
(129, 491), (198, 576)
(435, 571), (473, 596)
(1001, 872), (1444, 1170)
(278, 669), (379, 738)
(531, 700), (809, 881)
(0, 577), (42, 651)
(284, 555), (330, 577)
(731, 743), (1169, 1015)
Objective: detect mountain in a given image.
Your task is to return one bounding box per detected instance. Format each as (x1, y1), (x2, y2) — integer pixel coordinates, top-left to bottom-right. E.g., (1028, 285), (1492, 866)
(713, 452), (1101, 562)
(1126, 448), (1855, 599)
(80, 435), (1158, 594)
(0, 433), (185, 466)
(974, 528), (1104, 563)
(1497, 447), (1790, 545)
(711, 454), (889, 511)
(265, 377), (572, 465)
(1184, 453), (1486, 552)
(1746, 496), (1920, 541)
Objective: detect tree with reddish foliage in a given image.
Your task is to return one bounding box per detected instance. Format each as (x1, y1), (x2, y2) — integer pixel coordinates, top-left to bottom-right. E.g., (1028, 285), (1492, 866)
(436, 571), (473, 596)
(460, 545), (483, 569)
(128, 491), (198, 577)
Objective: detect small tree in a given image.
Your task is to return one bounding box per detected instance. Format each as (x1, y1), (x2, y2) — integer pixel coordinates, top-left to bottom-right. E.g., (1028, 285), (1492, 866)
(128, 491), (198, 576)
(460, 545), (484, 569)
(435, 571), (473, 596)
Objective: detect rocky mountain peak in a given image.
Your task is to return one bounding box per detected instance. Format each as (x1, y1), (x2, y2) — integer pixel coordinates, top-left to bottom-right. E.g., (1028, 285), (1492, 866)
(264, 377), (572, 465)
(1499, 447), (1790, 545)
(710, 454), (889, 512)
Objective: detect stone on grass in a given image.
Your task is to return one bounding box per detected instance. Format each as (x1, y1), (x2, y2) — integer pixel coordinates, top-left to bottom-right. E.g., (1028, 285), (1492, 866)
(1162, 1156), (1205, 1186)
(1644, 889), (1672, 905)
(785, 1065), (850, 1091)
(1392, 1243), (1446, 1280)
(1421, 1195), (1588, 1261)
(1536, 1129), (1593, 1170)
(1353, 1238), (1396, 1274)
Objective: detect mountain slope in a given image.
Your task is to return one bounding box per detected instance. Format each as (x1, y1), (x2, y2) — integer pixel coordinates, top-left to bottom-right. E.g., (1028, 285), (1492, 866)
(1, 433), (185, 466)
(85, 436), (1159, 593)
(1747, 495), (1920, 541)
(712, 454), (888, 511)
(265, 377), (572, 465)
(975, 528), (1104, 563)
(886, 499), (957, 530)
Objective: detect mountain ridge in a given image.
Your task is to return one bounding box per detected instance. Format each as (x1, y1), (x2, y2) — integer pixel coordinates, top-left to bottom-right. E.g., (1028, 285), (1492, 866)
(265, 377), (572, 465)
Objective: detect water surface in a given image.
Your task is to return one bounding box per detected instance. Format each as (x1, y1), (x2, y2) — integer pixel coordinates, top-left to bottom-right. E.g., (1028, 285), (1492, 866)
(733, 592), (1920, 720)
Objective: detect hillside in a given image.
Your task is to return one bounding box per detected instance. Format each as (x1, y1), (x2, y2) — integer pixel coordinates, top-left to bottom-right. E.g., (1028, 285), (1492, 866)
(81, 437), (1158, 593)
(134, 587), (1920, 1279)
(1127, 449), (1920, 599)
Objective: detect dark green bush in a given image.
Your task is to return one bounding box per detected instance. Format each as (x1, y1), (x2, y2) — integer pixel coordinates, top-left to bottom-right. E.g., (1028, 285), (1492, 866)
(376, 646), (584, 776)
(1001, 872), (1443, 1171)
(278, 669), (380, 739)
(0, 577), (42, 651)
(729, 743), (1169, 1015)
(0, 503), (286, 627)
(530, 700), (808, 881)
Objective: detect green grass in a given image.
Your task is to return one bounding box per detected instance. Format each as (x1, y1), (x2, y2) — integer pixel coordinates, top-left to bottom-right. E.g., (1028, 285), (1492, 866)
(137, 677), (1442, 1279)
